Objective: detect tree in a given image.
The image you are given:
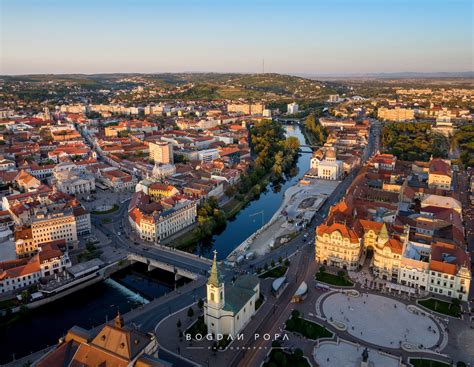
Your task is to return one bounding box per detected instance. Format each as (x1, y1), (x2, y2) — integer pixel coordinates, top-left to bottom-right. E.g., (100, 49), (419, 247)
(21, 290), (30, 303)
(284, 136), (300, 152)
(271, 259), (275, 267)
(177, 319), (182, 328)
(319, 266), (326, 273)
(224, 185), (237, 198)
(197, 298), (204, 309)
(187, 307), (194, 318)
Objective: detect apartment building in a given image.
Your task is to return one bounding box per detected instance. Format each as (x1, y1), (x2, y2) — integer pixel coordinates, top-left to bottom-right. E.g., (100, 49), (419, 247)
(227, 103), (265, 115)
(377, 107), (415, 122)
(149, 141), (174, 164)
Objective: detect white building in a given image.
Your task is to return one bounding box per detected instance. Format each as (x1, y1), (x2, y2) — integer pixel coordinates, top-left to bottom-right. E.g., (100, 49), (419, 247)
(287, 102), (299, 115)
(309, 148), (343, 180)
(204, 251), (260, 337)
(0, 158), (15, 171)
(198, 149), (219, 162)
(52, 163), (96, 195)
(152, 163), (176, 179)
(128, 192), (197, 242)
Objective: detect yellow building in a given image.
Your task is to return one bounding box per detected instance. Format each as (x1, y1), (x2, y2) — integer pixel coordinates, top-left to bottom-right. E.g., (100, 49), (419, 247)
(377, 107), (414, 122)
(427, 158), (452, 190)
(104, 125), (127, 137)
(148, 183), (179, 200)
(14, 227), (37, 257)
(31, 212), (78, 249)
(227, 103), (265, 115)
(315, 222), (362, 271)
(315, 217), (403, 280)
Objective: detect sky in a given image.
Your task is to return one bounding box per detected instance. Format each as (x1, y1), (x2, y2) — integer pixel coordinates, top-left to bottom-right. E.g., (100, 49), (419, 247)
(0, 0), (473, 75)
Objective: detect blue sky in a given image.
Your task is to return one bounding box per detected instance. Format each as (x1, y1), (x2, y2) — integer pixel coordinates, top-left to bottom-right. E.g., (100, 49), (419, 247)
(1, 0), (472, 74)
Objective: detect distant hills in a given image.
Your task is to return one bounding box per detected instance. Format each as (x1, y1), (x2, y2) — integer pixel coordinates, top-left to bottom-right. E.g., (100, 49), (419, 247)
(296, 71), (474, 79)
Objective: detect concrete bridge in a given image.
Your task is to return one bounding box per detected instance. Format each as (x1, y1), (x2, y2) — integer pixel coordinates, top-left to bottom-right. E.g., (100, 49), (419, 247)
(127, 252), (209, 280)
(274, 117), (302, 124)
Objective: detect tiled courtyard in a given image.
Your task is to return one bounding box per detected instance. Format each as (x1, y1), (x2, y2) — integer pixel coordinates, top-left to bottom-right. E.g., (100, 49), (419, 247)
(313, 340), (401, 367)
(322, 293), (441, 349)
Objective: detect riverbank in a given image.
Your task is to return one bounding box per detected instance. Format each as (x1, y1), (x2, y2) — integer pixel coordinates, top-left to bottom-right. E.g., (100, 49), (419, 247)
(170, 122), (302, 257)
(0, 260), (185, 365)
(227, 178), (340, 260)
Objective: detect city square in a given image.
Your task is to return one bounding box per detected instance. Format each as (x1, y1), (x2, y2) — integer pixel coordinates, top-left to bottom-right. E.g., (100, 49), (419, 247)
(313, 339), (402, 367)
(321, 292), (443, 349)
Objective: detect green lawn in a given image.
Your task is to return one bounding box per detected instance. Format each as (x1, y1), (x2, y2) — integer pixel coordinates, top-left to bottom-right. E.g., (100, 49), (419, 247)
(92, 204), (119, 215)
(185, 316), (207, 339)
(410, 358), (451, 367)
(285, 312), (332, 340)
(315, 272), (353, 286)
(418, 298), (462, 318)
(263, 347), (310, 367)
(259, 266), (287, 279)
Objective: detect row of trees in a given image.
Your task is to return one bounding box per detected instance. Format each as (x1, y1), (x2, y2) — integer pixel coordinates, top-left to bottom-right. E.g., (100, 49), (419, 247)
(452, 124), (474, 168)
(304, 113), (328, 145)
(381, 122), (448, 161)
(196, 197), (227, 238)
(250, 119), (300, 181)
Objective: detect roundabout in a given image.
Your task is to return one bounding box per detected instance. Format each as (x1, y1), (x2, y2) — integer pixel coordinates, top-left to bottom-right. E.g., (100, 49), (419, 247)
(321, 292), (443, 349)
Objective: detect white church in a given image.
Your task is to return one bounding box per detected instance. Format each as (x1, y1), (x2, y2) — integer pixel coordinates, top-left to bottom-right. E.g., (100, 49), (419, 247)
(204, 251), (260, 337)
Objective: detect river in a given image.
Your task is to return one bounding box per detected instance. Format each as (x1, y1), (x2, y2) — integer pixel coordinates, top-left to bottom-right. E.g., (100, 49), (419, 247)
(195, 124), (311, 260)
(0, 263), (187, 364)
(0, 124), (309, 364)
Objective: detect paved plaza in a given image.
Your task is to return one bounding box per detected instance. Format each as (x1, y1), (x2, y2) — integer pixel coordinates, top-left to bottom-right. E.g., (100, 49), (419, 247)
(229, 179), (339, 257)
(314, 340), (401, 367)
(322, 293), (441, 349)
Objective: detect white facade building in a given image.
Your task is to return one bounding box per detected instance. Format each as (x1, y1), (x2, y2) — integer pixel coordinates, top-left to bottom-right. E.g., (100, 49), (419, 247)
(204, 252), (260, 338)
(287, 102), (299, 115)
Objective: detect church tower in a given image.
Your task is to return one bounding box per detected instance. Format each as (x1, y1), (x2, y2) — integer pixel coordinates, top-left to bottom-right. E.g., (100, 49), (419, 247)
(205, 251), (225, 335)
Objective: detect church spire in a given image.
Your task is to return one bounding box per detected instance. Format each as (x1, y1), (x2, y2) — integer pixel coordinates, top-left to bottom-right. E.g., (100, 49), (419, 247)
(379, 223), (389, 241)
(208, 250), (222, 287)
(114, 310), (124, 329)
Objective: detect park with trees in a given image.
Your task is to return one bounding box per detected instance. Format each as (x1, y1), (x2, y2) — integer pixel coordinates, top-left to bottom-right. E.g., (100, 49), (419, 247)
(381, 122), (448, 161)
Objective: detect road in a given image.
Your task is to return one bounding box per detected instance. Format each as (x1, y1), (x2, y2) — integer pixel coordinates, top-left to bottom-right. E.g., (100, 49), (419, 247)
(87, 118), (383, 366)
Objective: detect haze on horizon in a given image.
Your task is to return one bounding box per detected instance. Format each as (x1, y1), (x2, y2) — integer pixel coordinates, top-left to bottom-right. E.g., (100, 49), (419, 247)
(1, 0), (472, 75)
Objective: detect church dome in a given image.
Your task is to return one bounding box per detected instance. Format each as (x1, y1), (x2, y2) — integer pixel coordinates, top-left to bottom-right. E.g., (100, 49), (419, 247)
(326, 149), (336, 160)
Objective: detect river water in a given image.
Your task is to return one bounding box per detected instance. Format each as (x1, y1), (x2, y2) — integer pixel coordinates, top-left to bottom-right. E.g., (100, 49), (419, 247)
(0, 125), (309, 364)
(0, 263), (186, 364)
(196, 124), (311, 260)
